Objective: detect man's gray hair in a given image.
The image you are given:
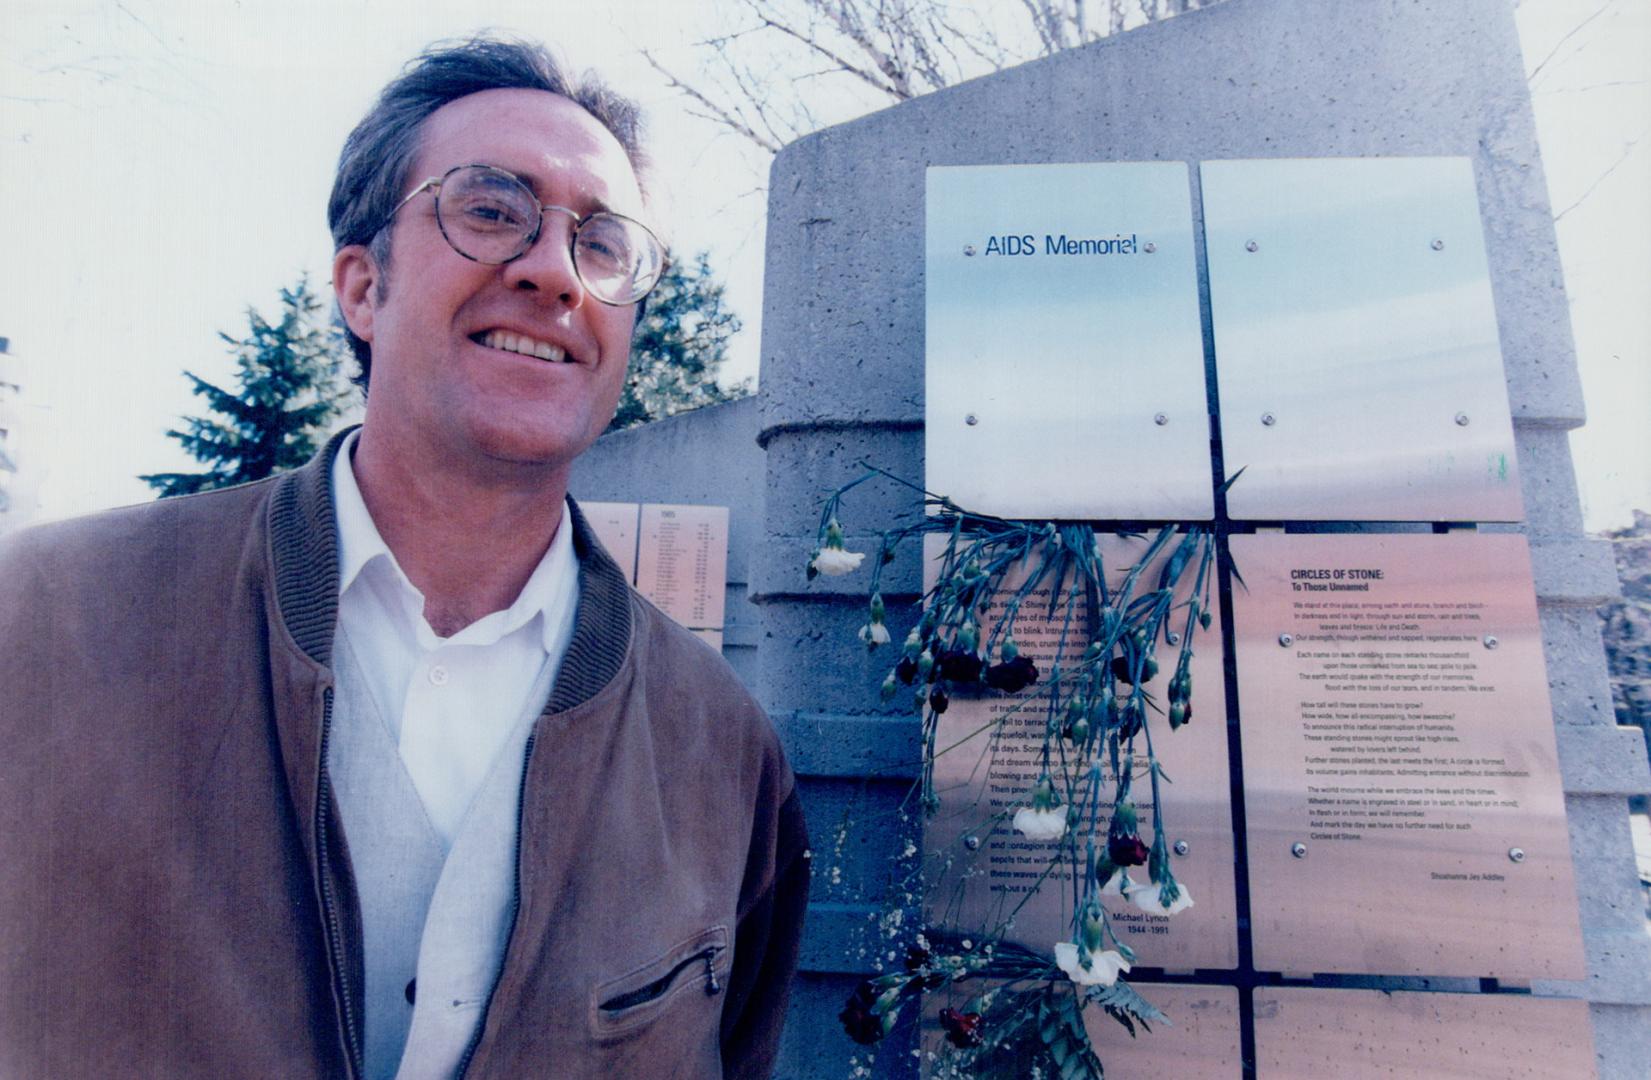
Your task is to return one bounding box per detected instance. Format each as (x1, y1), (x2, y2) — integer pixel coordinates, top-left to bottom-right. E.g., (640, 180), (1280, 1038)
(328, 36), (648, 388)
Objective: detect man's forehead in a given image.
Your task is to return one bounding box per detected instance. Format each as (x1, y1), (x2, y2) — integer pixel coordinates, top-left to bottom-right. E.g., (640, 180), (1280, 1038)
(411, 88), (642, 210)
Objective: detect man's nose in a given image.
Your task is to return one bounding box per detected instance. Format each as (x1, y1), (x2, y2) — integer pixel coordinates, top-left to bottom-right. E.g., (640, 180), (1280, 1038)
(501, 212), (585, 307)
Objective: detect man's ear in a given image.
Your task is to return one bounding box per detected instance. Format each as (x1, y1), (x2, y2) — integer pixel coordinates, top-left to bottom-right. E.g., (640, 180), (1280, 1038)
(333, 244), (380, 346)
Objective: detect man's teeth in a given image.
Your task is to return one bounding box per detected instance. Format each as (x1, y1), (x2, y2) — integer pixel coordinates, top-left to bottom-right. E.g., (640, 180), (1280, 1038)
(480, 330), (568, 363)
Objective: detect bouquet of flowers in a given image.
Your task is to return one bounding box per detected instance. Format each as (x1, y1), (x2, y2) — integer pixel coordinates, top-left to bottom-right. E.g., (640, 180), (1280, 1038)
(809, 466), (1225, 1078)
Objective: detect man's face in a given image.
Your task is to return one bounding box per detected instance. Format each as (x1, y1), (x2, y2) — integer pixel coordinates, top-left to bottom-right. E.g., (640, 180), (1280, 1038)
(336, 88), (645, 478)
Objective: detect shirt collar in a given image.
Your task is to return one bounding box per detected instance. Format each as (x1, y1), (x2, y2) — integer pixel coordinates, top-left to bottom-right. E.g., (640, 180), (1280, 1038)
(331, 429), (577, 653)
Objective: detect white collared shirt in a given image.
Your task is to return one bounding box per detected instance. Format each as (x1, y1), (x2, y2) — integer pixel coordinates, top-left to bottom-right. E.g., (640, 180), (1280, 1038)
(330, 430), (580, 847)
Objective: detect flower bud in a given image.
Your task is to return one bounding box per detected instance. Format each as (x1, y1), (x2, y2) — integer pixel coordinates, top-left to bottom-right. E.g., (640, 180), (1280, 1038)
(881, 673), (899, 701)
(1080, 900), (1106, 953)
(1000, 636), (1019, 662)
(957, 621), (978, 653)
(1168, 698), (1189, 729)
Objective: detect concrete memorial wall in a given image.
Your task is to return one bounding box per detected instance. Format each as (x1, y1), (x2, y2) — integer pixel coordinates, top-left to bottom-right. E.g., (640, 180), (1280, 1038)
(752, 0), (1650, 1077)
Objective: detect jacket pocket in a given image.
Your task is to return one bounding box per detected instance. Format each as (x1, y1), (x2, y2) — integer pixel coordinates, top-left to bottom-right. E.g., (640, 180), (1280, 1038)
(589, 924), (730, 1039)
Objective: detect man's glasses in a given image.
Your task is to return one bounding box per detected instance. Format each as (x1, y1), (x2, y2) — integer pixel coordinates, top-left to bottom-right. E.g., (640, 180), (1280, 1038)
(387, 164), (666, 306)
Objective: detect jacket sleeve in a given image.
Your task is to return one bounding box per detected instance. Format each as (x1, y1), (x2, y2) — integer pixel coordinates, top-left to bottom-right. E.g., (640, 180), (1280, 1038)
(720, 785), (810, 1080)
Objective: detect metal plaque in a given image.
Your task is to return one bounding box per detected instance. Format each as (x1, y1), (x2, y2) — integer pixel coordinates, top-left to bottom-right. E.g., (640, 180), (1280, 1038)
(926, 164), (1213, 520)
(1253, 988), (1596, 1078)
(1202, 158), (1522, 522)
(1231, 534), (1583, 978)
(921, 983), (1239, 1078)
(924, 534), (1237, 970)
(581, 500), (641, 580)
(580, 501), (729, 645)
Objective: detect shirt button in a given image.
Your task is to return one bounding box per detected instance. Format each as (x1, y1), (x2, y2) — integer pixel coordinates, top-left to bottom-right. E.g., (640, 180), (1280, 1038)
(428, 665), (449, 686)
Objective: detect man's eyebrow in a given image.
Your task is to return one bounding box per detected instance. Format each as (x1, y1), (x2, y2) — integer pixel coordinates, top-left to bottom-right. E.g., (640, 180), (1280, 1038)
(507, 165), (616, 215)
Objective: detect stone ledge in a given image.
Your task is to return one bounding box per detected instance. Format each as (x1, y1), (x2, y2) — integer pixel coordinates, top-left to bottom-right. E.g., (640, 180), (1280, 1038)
(798, 900), (898, 974)
(1532, 930), (1651, 1006)
(1531, 538), (1623, 606)
(777, 711), (921, 780)
(1559, 725), (1651, 796)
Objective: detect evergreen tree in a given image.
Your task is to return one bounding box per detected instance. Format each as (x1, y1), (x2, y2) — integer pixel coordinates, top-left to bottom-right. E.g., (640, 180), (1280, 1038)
(609, 251), (750, 431)
(141, 277), (352, 497)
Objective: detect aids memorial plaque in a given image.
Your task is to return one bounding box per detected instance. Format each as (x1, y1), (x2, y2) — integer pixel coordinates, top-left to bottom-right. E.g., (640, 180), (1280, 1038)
(1202, 157), (1522, 523)
(926, 163), (1212, 521)
(1231, 534), (1583, 978)
(1252, 988), (1596, 1078)
(924, 534), (1237, 970)
(921, 983), (1239, 1078)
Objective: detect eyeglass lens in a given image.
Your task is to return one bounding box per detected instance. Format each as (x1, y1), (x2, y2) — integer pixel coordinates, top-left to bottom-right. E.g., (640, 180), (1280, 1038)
(436, 166), (663, 304)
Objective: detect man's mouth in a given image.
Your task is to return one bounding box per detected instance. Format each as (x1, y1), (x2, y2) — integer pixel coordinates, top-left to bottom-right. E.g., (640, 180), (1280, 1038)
(472, 329), (572, 364)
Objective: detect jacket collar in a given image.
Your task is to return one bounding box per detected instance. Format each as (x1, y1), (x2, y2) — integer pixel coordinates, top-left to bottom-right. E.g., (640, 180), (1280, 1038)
(267, 426), (633, 705)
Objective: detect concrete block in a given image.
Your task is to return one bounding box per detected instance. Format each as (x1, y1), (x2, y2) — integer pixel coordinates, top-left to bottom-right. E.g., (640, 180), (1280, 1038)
(1540, 606), (1620, 726)
(1587, 1003), (1651, 1080)
(1531, 538), (1624, 607)
(1558, 725), (1651, 797)
(1514, 425), (1587, 538)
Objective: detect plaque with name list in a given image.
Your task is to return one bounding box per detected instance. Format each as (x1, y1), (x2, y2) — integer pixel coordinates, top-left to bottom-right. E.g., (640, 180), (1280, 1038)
(926, 163), (1213, 521)
(1231, 534), (1583, 978)
(923, 533), (1237, 971)
(580, 501), (729, 647)
(1202, 157), (1523, 523)
(1252, 988), (1596, 1078)
(920, 983), (1239, 1079)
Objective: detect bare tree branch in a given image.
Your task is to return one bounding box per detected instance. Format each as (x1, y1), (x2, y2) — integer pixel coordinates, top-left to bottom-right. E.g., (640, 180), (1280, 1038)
(1554, 134), (1643, 222)
(1526, 0), (1615, 85)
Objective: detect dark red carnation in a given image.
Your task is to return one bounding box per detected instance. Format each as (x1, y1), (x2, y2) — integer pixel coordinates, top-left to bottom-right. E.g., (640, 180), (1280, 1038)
(895, 656), (919, 685)
(839, 981), (884, 1045)
(983, 655), (1039, 693)
(929, 686), (950, 714)
(1108, 833), (1151, 867)
(937, 648), (984, 684)
(939, 1007), (984, 1049)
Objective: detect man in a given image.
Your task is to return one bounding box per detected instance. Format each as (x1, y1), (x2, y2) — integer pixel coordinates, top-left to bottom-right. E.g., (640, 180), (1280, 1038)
(0, 38), (807, 1079)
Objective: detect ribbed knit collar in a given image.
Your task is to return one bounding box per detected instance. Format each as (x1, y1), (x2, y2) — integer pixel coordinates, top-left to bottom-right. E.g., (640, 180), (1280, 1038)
(267, 426), (633, 711)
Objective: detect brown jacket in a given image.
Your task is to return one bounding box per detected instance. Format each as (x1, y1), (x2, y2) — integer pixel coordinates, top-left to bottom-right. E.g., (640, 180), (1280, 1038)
(0, 436), (808, 1079)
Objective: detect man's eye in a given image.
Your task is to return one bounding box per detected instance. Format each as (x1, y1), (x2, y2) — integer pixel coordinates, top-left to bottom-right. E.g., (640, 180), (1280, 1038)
(457, 198), (526, 230)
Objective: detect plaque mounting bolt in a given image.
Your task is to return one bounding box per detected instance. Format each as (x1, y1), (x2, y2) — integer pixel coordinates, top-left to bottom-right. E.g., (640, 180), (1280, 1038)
(964, 835), (981, 851)
(1455, 412), (1471, 426)
(1508, 847), (1525, 864)
(1483, 635), (1499, 650)
(1261, 412), (1277, 427)
(1431, 239), (1445, 251)
(965, 414), (978, 426)
(1166, 630), (1181, 645)
(1143, 241), (1157, 254)
(963, 244), (977, 257)
(1173, 840), (1190, 857)
(1154, 412), (1169, 426)
(1278, 633), (1294, 647)
(1291, 842), (1308, 859)
(1245, 240), (1259, 253)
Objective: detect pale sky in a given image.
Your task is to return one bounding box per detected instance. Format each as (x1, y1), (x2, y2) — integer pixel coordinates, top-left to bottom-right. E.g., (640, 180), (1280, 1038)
(2, 0), (1645, 531)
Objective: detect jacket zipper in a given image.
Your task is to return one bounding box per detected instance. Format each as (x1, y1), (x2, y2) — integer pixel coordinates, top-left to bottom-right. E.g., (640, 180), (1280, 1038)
(315, 686), (364, 1079)
(454, 730), (538, 1079)
(597, 946), (725, 1013)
